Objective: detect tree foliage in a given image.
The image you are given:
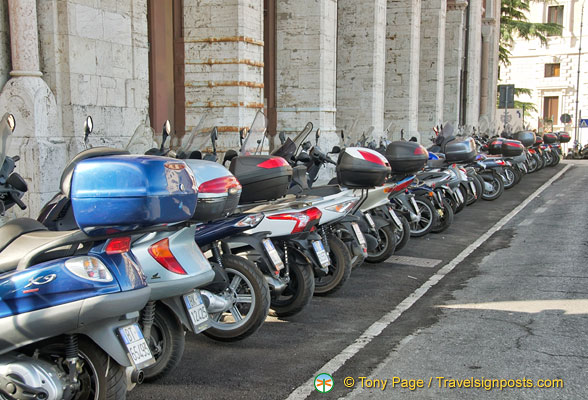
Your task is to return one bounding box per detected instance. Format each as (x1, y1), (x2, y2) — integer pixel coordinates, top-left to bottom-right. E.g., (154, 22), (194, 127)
(500, 0), (563, 66)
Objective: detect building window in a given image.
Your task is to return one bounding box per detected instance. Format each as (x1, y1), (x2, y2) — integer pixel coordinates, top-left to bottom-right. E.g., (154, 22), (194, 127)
(547, 6), (564, 34)
(543, 96), (559, 122)
(545, 63), (560, 77)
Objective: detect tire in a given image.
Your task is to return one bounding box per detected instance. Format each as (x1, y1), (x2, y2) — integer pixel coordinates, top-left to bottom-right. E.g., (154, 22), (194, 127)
(512, 166), (523, 184)
(143, 305), (185, 381)
(431, 198), (454, 233)
(536, 153), (545, 170)
(480, 172), (504, 201)
(366, 224), (396, 263)
(203, 254), (270, 342)
(37, 337), (127, 400)
(314, 235), (352, 295)
(393, 214), (411, 252)
(503, 166), (517, 190)
(270, 251), (315, 318)
(544, 151), (553, 167)
(409, 196), (438, 237)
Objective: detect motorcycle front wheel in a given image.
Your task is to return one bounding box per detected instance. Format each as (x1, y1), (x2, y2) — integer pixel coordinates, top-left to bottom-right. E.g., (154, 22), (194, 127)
(481, 172), (504, 201)
(270, 250), (315, 318)
(409, 196), (438, 237)
(366, 224), (396, 263)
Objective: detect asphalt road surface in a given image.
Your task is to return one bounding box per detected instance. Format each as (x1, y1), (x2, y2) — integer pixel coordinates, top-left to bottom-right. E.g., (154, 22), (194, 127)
(130, 161), (586, 400)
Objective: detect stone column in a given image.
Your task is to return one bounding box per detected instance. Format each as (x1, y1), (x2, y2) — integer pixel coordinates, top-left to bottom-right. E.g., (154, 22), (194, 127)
(276, 0), (338, 143)
(385, 0), (422, 141)
(479, 0), (501, 134)
(336, 0), (387, 140)
(443, 0), (467, 126)
(418, 0), (447, 140)
(464, 0), (483, 129)
(0, 0), (64, 222)
(183, 0), (264, 150)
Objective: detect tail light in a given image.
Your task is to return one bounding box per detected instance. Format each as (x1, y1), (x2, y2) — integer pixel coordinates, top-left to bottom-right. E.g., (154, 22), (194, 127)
(105, 237), (131, 254)
(268, 207), (322, 234)
(65, 256), (113, 282)
(199, 176), (242, 194)
(257, 157), (289, 168)
(148, 238), (187, 275)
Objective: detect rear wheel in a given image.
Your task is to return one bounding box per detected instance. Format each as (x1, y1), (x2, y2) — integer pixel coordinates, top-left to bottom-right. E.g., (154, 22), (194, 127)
(431, 198), (454, 233)
(203, 255), (270, 342)
(409, 196), (438, 237)
(37, 337), (127, 400)
(314, 235), (352, 295)
(393, 214), (411, 252)
(270, 252), (315, 318)
(143, 306), (185, 381)
(481, 172), (504, 201)
(366, 224), (396, 263)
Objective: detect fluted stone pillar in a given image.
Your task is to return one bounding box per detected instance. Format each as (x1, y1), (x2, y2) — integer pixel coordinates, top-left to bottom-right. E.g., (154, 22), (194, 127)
(0, 0), (65, 222)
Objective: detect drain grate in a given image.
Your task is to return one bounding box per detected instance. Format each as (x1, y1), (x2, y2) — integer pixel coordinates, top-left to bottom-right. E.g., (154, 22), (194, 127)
(385, 255), (442, 268)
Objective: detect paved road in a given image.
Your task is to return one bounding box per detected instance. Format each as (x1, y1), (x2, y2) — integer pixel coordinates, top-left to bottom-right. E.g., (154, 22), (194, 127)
(130, 161), (584, 400)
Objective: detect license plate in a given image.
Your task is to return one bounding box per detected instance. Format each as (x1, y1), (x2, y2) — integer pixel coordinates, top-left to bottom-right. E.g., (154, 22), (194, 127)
(312, 240), (330, 268)
(388, 207), (402, 229)
(262, 238), (284, 271)
(351, 222), (367, 253)
(118, 324), (155, 368)
(183, 291), (210, 333)
(364, 213), (376, 229)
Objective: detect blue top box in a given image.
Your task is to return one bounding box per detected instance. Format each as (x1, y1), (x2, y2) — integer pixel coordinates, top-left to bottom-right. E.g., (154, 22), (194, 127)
(70, 155), (198, 235)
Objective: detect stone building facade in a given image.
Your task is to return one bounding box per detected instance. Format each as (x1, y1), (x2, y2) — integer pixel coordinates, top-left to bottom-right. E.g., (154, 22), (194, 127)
(0, 0), (500, 220)
(501, 0), (587, 145)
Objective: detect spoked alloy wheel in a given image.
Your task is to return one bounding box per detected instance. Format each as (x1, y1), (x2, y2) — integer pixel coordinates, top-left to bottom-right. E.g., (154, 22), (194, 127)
(502, 166), (517, 190)
(431, 197), (454, 233)
(204, 255), (270, 342)
(481, 173), (504, 201)
(409, 196), (438, 237)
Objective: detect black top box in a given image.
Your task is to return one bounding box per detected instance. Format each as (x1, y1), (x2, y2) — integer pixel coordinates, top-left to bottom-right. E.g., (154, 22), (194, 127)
(229, 155), (292, 204)
(543, 132), (557, 144)
(385, 141), (429, 173)
(512, 131), (536, 147)
(337, 147), (391, 188)
(445, 138), (477, 163)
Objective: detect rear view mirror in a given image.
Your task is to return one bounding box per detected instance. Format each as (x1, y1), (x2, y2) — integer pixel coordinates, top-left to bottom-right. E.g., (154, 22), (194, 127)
(279, 131), (286, 145)
(223, 149), (238, 166)
(6, 114), (15, 132)
(163, 120), (171, 136)
(83, 116), (93, 148)
(161, 120), (171, 152)
(240, 127), (248, 140)
(315, 128), (321, 144)
(331, 146), (341, 154)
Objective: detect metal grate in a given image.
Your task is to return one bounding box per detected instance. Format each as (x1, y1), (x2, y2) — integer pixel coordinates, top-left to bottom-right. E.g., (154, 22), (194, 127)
(385, 255), (442, 268)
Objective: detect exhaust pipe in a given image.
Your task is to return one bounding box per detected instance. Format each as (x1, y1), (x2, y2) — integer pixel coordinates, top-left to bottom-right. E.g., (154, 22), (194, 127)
(200, 290), (232, 313)
(125, 367), (144, 391)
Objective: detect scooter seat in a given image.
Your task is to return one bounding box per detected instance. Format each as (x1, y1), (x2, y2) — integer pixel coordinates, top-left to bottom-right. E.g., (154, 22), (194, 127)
(60, 147), (130, 197)
(0, 220), (78, 274)
(0, 218), (48, 253)
(301, 184), (342, 197)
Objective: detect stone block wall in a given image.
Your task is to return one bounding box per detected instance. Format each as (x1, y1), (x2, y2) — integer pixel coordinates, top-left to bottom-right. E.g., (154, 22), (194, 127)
(0, 1), (10, 89)
(336, 0), (386, 141)
(183, 0), (264, 152)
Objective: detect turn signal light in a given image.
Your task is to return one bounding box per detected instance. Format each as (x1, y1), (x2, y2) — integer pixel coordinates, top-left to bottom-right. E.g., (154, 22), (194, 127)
(105, 237), (131, 254)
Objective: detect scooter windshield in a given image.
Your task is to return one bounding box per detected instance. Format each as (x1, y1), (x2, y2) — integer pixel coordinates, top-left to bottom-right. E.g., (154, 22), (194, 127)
(272, 121), (313, 159)
(240, 110), (268, 155)
(125, 119), (159, 154)
(176, 113), (212, 157)
(0, 113), (14, 169)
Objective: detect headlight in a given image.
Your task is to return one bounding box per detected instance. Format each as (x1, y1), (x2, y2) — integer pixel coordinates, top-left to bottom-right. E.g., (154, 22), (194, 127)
(65, 256), (113, 282)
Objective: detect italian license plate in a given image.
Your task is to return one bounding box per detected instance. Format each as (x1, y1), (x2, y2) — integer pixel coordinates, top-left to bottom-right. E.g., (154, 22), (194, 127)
(364, 213), (376, 229)
(183, 291), (210, 333)
(388, 207), (402, 229)
(312, 240), (330, 268)
(262, 238), (284, 271)
(351, 222), (367, 249)
(118, 324), (154, 368)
